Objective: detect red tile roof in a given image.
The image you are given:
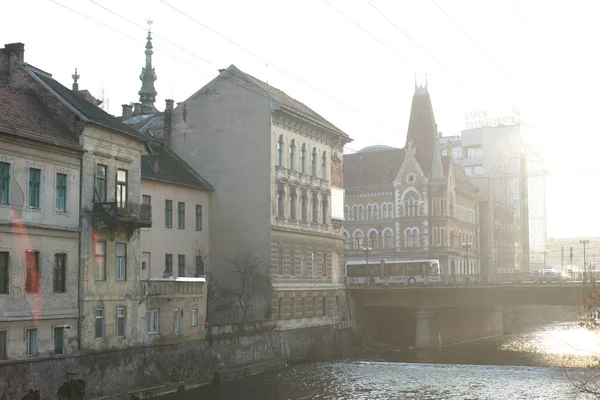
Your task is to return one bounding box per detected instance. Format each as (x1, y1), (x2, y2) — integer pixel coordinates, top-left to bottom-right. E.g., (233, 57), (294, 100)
(0, 86), (79, 149)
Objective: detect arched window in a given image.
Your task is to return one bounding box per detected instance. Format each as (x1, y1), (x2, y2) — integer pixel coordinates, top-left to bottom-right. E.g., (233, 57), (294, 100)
(311, 252), (317, 275)
(354, 231), (364, 249)
(441, 228), (446, 246)
(321, 151), (327, 180)
(277, 135), (284, 167)
(290, 190), (297, 220)
(289, 140), (296, 170)
(367, 205), (373, 220)
(301, 145), (307, 174)
(277, 184), (285, 217)
(352, 205), (358, 220)
(389, 203), (394, 218)
(413, 228), (420, 247)
(368, 230), (378, 248)
(312, 193), (319, 223)
(373, 204), (379, 219)
(311, 148), (317, 177)
(384, 230), (393, 248)
(432, 227), (438, 246)
(322, 196), (328, 225)
(344, 206), (349, 220)
(441, 199), (446, 215)
(301, 190), (308, 222)
(359, 205), (365, 220)
(343, 231), (350, 249)
(382, 204), (388, 218)
(405, 229), (413, 247)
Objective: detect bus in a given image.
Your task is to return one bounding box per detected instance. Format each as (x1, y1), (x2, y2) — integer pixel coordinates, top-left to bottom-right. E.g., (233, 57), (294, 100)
(345, 259), (441, 286)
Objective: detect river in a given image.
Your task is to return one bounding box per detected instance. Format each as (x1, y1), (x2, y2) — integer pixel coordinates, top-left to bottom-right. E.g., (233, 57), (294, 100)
(162, 322), (600, 399)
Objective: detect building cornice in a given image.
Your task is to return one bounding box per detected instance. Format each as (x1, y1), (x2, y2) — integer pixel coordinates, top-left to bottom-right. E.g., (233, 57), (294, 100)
(272, 110), (346, 151)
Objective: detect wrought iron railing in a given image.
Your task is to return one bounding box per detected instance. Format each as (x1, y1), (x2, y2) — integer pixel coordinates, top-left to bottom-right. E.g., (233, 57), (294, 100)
(92, 201), (152, 226)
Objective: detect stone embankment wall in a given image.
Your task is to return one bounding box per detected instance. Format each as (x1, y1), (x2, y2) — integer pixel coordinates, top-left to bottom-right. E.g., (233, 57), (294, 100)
(0, 321), (354, 400)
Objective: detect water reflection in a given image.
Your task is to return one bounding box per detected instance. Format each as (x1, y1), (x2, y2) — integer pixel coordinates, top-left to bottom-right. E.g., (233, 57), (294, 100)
(162, 322), (600, 400)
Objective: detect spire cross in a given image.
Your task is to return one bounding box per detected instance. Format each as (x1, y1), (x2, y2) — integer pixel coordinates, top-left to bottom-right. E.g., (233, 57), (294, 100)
(72, 68), (80, 84)
(145, 18), (153, 33)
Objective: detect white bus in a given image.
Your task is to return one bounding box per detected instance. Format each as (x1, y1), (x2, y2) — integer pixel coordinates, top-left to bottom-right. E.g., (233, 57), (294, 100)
(345, 259), (441, 286)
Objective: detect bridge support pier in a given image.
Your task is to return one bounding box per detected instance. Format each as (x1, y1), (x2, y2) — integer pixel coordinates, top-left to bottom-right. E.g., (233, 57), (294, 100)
(415, 306), (503, 349)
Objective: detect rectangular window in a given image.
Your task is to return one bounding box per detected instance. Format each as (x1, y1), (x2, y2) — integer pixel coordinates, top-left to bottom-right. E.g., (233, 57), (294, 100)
(165, 254), (173, 276)
(95, 164), (107, 202)
(26, 328), (38, 357)
(53, 253), (67, 293)
(323, 253), (327, 276)
(29, 168), (41, 208)
(116, 169), (128, 208)
(95, 308), (104, 339)
(174, 309), (181, 332)
(474, 165), (484, 176)
(0, 162), (10, 204)
(148, 310), (159, 333)
(311, 253), (317, 276)
(467, 147), (483, 158)
(54, 326), (64, 354)
(178, 255), (185, 277)
(191, 309), (198, 327)
(25, 251), (40, 294)
(195, 255), (204, 276)
(195, 205), (203, 231)
(0, 252), (8, 294)
(0, 331), (6, 360)
(116, 243), (127, 281)
(165, 200), (172, 228)
(95, 241), (106, 281)
(117, 306), (126, 338)
(452, 147), (462, 160)
(142, 195), (151, 206)
(177, 202), (185, 229)
(56, 173), (67, 212)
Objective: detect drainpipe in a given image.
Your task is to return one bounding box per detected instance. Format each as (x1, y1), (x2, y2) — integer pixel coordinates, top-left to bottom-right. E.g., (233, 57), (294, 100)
(77, 151), (84, 351)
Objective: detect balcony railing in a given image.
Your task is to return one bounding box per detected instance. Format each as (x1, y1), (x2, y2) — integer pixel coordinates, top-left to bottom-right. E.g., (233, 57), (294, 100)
(141, 278), (206, 297)
(92, 201), (152, 228)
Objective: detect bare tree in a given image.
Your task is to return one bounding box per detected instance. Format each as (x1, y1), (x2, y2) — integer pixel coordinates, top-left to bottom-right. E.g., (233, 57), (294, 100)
(565, 286), (600, 399)
(223, 250), (271, 322)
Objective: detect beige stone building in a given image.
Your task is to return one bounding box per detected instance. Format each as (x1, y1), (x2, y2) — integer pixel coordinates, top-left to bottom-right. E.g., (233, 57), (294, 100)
(139, 140), (213, 342)
(344, 85), (480, 281)
(160, 65), (353, 325)
(0, 47), (81, 359)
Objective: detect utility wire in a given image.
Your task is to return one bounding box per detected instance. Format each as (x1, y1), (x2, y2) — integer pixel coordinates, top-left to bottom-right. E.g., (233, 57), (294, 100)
(159, 0), (400, 133)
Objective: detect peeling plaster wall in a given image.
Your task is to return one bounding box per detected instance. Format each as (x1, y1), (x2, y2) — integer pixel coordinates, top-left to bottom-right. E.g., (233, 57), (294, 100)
(0, 136), (80, 360)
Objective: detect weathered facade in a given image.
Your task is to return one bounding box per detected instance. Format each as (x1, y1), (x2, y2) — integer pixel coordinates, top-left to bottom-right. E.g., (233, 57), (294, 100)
(344, 85), (480, 281)
(166, 65), (352, 325)
(0, 51), (82, 359)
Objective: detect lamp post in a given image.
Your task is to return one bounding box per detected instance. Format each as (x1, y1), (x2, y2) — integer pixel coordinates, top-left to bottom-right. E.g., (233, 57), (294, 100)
(580, 238), (590, 284)
(541, 250), (548, 270)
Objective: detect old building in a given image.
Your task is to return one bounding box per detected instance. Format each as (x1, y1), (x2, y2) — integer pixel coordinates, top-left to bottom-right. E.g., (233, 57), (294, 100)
(162, 65), (352, 326)
(0, 42), (158, 352)
(0, 45), (81, 359)
(120, 30), (213, 341)
(344, 84), (479, 281)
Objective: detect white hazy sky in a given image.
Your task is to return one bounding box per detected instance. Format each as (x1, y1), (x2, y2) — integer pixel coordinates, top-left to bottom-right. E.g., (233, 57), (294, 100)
(2, 0), (599, 240)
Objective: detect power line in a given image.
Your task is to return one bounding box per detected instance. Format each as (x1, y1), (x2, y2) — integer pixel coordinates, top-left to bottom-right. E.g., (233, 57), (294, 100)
(159, 0), (400, 134)
(321, 0), (418, 71)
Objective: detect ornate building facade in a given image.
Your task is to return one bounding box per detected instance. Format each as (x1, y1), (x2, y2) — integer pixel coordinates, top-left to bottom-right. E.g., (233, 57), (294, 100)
(344, 85), (480, 280)
(169, 65), (353, 326)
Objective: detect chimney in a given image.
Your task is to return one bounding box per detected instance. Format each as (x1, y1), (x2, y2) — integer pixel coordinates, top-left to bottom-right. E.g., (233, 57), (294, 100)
(164, 99), (173, 148)
(0, 43), (25, 86)
(141, 104), (153, 115)
(133, 102), (142, 116)
(122, 104), (133, 120)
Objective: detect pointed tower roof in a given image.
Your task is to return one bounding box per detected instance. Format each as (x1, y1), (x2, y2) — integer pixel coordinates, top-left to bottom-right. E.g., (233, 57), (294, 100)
(138, 20), (157, 108)
(405, 83), (439, 176)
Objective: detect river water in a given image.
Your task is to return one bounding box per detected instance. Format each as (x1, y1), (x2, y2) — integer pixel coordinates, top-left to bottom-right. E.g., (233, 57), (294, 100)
(163, 322), (600, 399)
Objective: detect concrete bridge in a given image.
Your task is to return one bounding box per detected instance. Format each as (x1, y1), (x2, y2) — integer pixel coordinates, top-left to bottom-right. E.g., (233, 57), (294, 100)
(349, 282), (591, 350)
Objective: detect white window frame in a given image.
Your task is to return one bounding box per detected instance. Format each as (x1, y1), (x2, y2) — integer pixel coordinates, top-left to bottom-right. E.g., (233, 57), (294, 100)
(95, 308), (104, 339)
(26, 328), (38, 357)
(191, 309), (198, 327)
(117, 306), (126, 338)
(116, 243), (127, 281)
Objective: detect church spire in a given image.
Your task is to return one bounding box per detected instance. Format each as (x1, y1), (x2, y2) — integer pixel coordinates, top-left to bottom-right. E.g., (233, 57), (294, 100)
(138, 19), (157, 108)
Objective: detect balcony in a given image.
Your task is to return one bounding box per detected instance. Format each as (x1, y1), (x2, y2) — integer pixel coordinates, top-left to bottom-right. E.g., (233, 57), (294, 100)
(141, 277), (206, 297)
(92, 201), (152, 237)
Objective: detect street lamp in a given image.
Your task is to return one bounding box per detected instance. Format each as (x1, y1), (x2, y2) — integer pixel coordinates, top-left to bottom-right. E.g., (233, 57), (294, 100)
(580, 238), (590, 284)
(541, 250), (548, 270)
